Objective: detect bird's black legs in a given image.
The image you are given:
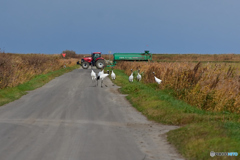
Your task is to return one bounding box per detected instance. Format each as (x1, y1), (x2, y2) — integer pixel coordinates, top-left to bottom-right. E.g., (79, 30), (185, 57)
(100, 80), (107, 87)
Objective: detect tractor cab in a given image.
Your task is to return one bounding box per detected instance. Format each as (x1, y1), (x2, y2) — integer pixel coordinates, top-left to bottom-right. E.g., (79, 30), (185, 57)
(91, 52), (101, 66)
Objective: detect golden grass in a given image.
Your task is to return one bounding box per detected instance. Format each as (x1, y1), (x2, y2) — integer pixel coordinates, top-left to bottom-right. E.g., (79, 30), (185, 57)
(0, 53), (78, 89)
(115, 61), (240, 113)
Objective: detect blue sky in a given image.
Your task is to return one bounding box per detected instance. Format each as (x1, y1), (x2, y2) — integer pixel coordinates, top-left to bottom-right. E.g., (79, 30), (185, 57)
(1, 0), (240, 54)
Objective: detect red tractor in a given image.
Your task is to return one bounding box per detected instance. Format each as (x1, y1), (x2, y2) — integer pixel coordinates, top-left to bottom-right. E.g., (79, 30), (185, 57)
(81, 52), (106, 69)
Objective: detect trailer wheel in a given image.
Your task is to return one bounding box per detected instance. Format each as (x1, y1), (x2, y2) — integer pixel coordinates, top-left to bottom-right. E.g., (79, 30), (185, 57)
(82, 61), (89, 69)
(96, 60), (106, 69)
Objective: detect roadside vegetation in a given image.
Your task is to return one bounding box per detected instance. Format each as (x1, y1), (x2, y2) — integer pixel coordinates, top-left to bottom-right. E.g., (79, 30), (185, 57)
(0, 52), (78, 89)
(115, 61), (240, 113)
(108, 60), (240, 160)
(0, 65), (79, 106)
(0, 52), (80, 106)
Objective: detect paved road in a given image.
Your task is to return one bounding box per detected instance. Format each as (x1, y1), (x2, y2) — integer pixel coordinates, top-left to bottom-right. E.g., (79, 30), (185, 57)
(0, 68), (184, 160)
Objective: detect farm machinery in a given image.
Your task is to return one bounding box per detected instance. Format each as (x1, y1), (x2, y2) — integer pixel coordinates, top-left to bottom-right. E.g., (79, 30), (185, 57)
(79, 51), (152, 69)
(108, 50), (152, 67)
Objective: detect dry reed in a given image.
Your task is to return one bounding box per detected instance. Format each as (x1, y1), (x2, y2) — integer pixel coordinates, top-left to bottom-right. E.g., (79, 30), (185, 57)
(115, 61), (240, 113)
(0, 53), (78, 89)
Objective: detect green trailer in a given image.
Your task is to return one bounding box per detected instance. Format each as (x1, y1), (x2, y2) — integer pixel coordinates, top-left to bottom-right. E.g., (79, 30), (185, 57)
(108, 50), (152, 67)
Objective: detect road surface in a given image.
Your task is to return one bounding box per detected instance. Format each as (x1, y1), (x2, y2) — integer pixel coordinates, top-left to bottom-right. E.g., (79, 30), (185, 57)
(0, 68), (184, 160)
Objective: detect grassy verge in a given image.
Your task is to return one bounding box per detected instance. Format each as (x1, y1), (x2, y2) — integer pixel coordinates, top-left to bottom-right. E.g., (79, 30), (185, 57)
(0, 65), (79, 106)
(108, 68), (240, 160)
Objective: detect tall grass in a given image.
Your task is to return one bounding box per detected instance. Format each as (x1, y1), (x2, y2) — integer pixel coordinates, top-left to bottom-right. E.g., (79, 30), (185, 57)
(0, 53), (78, 89)
(115, 61), (240, 113)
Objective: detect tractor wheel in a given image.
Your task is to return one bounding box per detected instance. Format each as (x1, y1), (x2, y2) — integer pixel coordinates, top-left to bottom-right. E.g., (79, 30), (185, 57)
(96, 59), (106, 69)
(82, 61), (89, 69)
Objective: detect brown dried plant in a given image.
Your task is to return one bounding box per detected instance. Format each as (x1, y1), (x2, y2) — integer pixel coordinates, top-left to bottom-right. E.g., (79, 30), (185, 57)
(0, 53), (78, 89)
(115, 61), (240, 113)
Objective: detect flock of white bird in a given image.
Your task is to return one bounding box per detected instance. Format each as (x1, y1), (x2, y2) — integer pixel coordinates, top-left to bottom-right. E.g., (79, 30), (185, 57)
(90, 68), (162, 87)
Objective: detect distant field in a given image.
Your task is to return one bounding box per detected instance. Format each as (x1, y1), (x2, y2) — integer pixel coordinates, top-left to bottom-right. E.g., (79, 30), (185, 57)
(88, 53), (240, 62)
(152, 53), (240, 62)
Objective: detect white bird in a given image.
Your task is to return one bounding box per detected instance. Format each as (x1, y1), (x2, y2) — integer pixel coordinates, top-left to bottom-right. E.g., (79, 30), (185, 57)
(97, 73), (109, 87)
(137, 69), (141, 81)
(98, 69), (104, 77)
(91, 70), (97, 86)
(129, 69), (133, 82)
(91, 70), (96, 81)
(153, 72), (162, 84)
(111, 69), (116, 80)
(111, 68), (116, 86)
